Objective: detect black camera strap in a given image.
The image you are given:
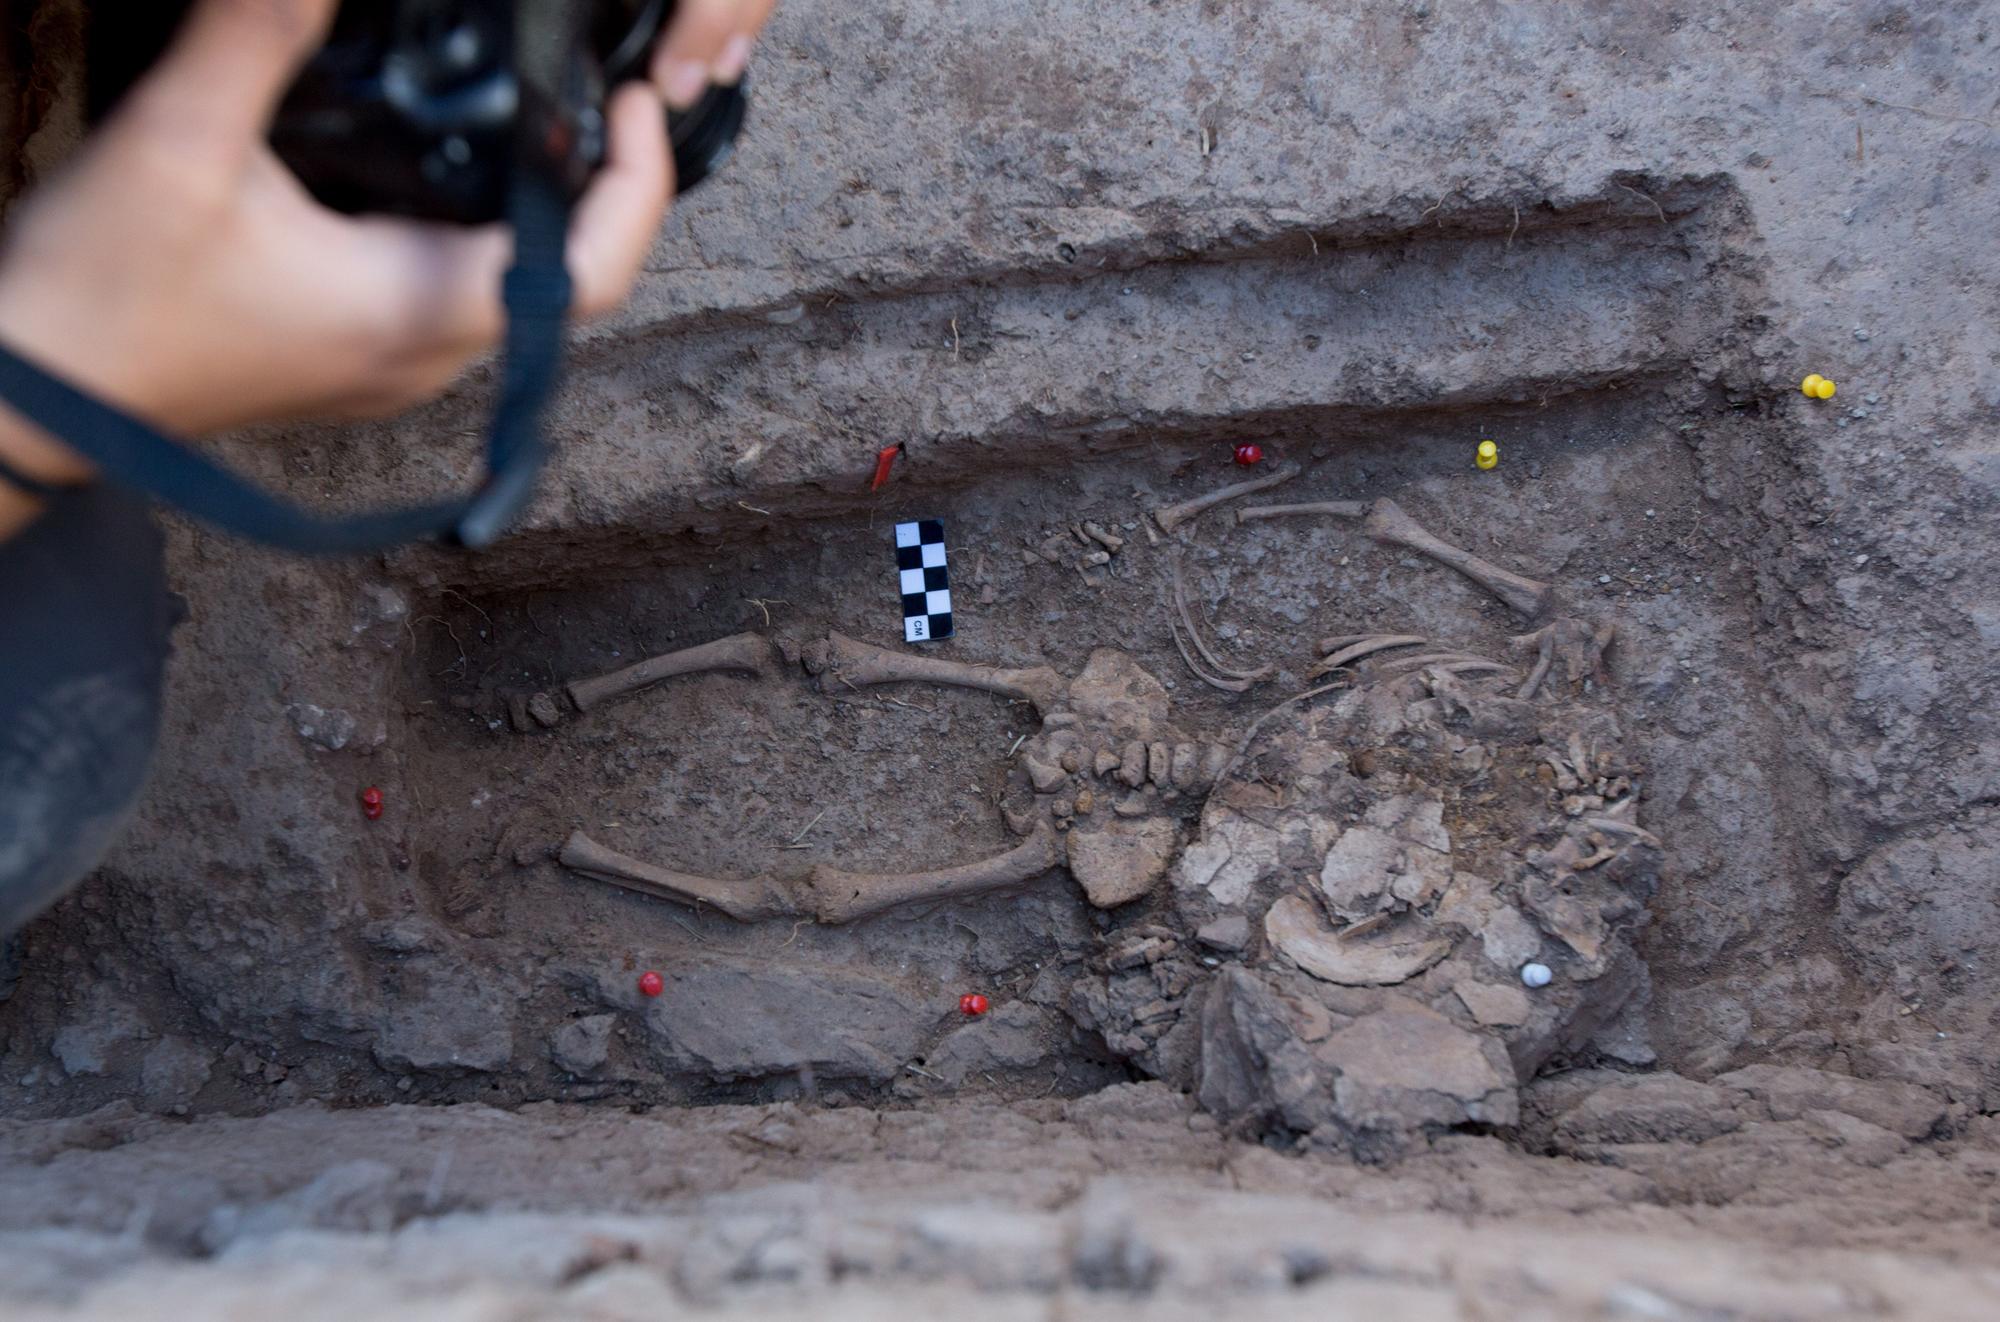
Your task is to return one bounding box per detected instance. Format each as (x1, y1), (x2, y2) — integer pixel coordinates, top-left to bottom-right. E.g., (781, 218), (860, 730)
(0, 0), (579, 556)
(0, 167), (570, 553)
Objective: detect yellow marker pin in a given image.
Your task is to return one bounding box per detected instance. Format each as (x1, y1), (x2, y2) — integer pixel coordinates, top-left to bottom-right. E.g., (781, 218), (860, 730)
(1475, 440), (1499, 470)
(1801, 373), (1836, 400)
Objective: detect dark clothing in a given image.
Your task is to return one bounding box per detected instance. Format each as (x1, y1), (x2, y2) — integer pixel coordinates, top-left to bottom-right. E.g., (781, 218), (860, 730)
(0, 484), (173, 938)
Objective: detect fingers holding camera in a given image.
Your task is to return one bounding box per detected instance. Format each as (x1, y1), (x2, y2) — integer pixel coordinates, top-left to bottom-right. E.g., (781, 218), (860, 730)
(652, 0), (775, 108)
(567, 82), (674, 319)
(127, 0), (338, 152)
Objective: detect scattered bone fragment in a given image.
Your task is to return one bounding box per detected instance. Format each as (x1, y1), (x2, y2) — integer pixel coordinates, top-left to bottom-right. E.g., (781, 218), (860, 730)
(1264, 895), (1450, 986)
(1152, 460), (1301, 534)
(527, 692), (563, 728)
(824, 631), (1066, 711)
(1239, 497), (1553, 617)
(1318, 794), (1453, 920)
(1512, 617), (1617, 698)
(567, 632), (775, 712)
(1082, 522), (1125, 553)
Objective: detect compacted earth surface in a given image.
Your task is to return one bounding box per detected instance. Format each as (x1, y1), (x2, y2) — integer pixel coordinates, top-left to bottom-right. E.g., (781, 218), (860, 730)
(7, 1), (2000, 1317)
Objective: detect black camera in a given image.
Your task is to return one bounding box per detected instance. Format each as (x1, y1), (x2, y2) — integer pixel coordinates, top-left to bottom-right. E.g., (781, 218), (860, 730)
(8, 1), (753, 554)
(92, 0), (747, 223)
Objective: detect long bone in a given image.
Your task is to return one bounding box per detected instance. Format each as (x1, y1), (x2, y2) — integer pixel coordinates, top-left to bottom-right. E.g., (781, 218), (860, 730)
(823, 630), (1067, 712)
(806, 825), (1063, 924)
(567, 632), (776, 712)
(1152, 461), (1301, 534)
(560, 825), (1062, 926)
(560, 832), (802, 922)
(1237, 497), (1553, 618)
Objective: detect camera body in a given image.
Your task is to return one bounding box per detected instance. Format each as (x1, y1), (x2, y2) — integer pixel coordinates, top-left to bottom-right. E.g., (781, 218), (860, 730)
(92, 0), (746, 224)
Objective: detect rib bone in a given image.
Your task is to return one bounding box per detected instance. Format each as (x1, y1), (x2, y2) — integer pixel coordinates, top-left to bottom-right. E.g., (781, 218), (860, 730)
(824, 630), (1066, 712)
(1152, 460), (1301, 533)
(567, 632), (775, 712)
(1310, 634), (1428, 677)
(1239, 497), (1553, 617)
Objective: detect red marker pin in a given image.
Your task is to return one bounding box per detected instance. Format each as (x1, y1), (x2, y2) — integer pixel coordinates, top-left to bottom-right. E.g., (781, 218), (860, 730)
(870, 443), (904, 491)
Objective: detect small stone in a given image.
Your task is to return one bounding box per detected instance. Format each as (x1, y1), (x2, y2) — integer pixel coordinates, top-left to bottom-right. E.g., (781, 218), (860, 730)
(1022, 753), (1068, 793)
(1113, 793), (1151, 817)
(1081, 550), (1112, 568)
(1060, 748), (1082, 774)
(287, 702), (359, 752)
(1094, 749), (1122, 777)
(1147, 742), (1170, 785)
(507, 695), (534, 733)
(1170, 742), (1199, 791)
(1118, 741), (1148, 788)
(1195, 914), (1251, 953)
(1453, 980), (1531, 1027)
(139, 1038), (215, 1112)
(552, 1014), (616, 1076)
(1067, 818), (1177, 908)
(527, 692), (562, 728)
(1073, 789), (1096, 815)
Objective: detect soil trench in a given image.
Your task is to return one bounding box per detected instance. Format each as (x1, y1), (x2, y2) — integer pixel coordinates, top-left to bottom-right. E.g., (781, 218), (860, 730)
(6, 2), (2000, 1315)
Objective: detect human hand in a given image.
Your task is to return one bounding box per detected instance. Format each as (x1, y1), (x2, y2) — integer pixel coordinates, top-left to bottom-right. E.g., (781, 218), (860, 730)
(0, 0), (682, 446)
(649, 0), (779, 108)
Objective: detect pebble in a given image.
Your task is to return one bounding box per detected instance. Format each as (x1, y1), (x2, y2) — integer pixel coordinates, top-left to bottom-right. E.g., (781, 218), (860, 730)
(1597, 574), (1612, 585)
(1853, 327), (1871, 341)
(1520, 962), (1553, 988)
